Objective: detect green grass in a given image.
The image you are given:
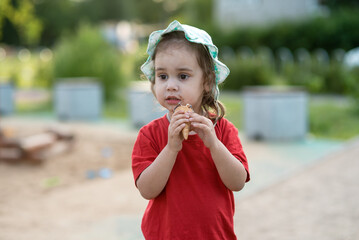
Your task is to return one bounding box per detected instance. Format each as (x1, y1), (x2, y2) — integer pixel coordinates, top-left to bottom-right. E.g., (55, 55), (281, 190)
(220, 92), (243, 129)
(16, 100), (52, 113)
(309, 99), (359, 140)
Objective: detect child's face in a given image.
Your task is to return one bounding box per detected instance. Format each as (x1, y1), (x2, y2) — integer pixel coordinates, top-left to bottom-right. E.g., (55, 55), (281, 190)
(153, 45), (209, 117)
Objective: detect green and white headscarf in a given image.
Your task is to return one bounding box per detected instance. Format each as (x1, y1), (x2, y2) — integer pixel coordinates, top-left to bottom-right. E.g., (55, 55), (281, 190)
(141, 20), (230, 100)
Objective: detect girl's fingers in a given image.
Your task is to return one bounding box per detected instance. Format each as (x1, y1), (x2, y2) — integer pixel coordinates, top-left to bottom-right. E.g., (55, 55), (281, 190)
(171, 116), (189, 128)
(170, 110), (183, 120)
(188, 113), (218, 149)
(169, 112), (190, 137)
(172, 122), (186, 134)
(189, 113), (215, 136)
(191, 121), (207, 129)
(171, 111), (190, 126)
(177, 123), (187, 136)
(191, 122), (212, 135)
(189, 113), (212, 126)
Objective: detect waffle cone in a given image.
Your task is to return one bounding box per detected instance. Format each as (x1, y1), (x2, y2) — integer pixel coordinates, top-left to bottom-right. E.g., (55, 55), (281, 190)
(174, 104), (193, 140)
(182, 123), (190, 140)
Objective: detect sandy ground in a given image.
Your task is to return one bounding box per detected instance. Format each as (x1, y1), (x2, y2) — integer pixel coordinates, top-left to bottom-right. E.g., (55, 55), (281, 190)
(0, 119), (146, 240)
(235, 138), (359, 240)
(0, 117), (358, 240)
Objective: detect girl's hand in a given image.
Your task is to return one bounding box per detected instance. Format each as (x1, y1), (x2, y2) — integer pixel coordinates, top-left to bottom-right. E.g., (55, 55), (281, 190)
(189, 112), (219, 149)
(167, 110), (190, 152)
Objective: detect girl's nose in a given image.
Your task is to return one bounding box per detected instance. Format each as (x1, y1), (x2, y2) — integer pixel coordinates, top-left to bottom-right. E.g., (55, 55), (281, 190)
(166, 78), (178, 91)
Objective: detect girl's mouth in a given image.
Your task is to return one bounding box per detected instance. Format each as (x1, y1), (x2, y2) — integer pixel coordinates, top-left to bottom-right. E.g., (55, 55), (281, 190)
(165, 96), (181, 105)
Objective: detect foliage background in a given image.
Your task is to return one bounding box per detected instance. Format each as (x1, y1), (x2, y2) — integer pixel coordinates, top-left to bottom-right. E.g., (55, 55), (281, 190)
(52, 24), (125, 101)
(1, 0), (359, 138)
(1, 0), (359, 97)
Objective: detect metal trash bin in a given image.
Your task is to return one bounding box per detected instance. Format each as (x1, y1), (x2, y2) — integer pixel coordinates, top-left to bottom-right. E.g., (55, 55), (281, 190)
(0, 82), (14, 115)
(243, 86), (308, 141)
(54, 78), (102, 121)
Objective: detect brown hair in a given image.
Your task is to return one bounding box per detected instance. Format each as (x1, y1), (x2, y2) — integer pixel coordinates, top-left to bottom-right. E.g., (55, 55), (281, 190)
(151, 31), (225, 122)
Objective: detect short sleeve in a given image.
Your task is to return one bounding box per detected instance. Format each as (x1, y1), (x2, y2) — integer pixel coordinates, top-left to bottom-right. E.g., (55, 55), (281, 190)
(131, 130), (160, 186)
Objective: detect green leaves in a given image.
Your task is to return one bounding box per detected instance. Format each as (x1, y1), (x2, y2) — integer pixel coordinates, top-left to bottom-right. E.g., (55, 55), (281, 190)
(53, 24), (125, 102)
(0, 0), (42, 46)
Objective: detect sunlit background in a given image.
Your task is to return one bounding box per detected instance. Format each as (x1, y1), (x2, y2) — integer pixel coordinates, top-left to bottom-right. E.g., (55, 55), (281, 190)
(1, 0), (359, 239)
(0, 0), (359, 138)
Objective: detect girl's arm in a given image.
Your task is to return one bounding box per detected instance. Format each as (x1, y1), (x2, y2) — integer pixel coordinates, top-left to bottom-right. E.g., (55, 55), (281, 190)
(136, 110), (189, 199)
(190, 113), (247, 191)
(136, 144), (178, 199)
(209, 140), (247, 191)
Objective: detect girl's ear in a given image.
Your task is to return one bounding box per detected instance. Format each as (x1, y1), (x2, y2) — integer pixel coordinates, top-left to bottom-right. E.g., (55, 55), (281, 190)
(204, 82), (210, 92)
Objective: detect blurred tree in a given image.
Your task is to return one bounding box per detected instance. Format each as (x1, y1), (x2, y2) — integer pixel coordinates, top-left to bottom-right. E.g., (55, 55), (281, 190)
(2, 0), (215, 46)
(131, 0), (183, 23)
(0, 0), (42, 46)
(79, 0), (136, 22)
(319, 0), (359, 9)
(53, 24), (125, 102)
(181, 0), (213, 27)
(34, 0), (79, 46)
(34, 0), (160, 46)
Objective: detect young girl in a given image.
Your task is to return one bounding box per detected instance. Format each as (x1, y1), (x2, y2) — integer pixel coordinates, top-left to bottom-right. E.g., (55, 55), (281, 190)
(132, 20), (250, 239)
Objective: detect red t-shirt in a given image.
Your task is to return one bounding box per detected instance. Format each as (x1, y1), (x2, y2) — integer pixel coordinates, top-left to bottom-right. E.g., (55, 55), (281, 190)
(132, 115), (250, 240)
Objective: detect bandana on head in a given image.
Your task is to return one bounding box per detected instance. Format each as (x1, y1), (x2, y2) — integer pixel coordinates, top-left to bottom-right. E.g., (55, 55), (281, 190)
(140, 20), (230, 100)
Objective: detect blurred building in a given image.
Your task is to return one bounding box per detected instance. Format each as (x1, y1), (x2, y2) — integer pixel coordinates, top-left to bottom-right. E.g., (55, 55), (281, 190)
(214, 0), (324, 28)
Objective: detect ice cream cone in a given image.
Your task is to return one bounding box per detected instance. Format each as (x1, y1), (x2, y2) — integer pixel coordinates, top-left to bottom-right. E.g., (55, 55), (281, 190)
(174, 103), (193, 140)
(182, 123), (190, 140)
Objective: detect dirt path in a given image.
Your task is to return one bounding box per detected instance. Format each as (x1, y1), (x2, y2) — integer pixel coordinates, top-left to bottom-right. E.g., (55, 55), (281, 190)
(0, 118), (147, 240)
(235, 138), (359, 240)
(1, 117), (357, 239)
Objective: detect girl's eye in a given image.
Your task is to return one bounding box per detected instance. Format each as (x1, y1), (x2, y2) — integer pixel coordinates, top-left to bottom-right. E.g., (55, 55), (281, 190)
(179, 74), (189, 80)
(158, 74), (168, 80)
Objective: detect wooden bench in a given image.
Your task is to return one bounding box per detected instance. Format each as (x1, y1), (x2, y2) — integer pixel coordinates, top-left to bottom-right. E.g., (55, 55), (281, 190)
(0, 127), (75, 164)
